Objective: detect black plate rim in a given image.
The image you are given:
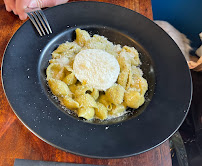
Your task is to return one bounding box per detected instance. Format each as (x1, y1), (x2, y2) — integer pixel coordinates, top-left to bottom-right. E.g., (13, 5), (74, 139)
(1, 1), (193, 158)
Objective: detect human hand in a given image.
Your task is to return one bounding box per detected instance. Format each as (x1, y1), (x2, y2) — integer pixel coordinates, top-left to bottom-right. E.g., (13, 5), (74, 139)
(4, 0), (69, 20)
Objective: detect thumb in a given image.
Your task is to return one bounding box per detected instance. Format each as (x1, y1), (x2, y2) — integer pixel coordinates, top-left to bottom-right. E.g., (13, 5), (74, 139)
(29, 0), (69, 8)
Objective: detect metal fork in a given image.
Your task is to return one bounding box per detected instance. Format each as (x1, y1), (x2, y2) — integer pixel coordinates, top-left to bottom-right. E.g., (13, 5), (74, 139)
(25, 7), (52, 36)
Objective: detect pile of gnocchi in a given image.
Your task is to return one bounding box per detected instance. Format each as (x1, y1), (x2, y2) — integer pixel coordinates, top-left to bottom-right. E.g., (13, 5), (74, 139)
(46, 28), (148, 120)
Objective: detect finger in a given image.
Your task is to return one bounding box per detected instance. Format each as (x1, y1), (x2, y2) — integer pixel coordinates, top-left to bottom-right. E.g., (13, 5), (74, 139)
(19, 13), (27, 20)
(5, 4), (12, 12)
(16, 0), (30, 20)
(13, 9), (17, 15)
(29, 0), (69, 8)
(3, 0), (11, 11)
(4, 0), (17, 12)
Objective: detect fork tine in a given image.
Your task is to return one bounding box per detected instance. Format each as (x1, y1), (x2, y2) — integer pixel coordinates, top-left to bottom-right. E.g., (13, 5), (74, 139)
(27, 12), (43, 36)
(31, 12), (46, 36)
(35, 11), (49, 34)
(38, 10), (52, 34)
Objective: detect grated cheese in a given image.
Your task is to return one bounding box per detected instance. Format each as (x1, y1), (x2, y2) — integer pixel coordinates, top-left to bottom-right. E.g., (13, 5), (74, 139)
(73, 49), (120, 90)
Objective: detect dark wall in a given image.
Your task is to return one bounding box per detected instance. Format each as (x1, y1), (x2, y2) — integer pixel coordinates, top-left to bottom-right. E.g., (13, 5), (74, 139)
(152, 0), (202, 50)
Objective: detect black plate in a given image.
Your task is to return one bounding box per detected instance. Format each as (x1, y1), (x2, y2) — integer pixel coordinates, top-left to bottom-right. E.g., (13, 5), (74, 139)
(2, 2), (192, 158)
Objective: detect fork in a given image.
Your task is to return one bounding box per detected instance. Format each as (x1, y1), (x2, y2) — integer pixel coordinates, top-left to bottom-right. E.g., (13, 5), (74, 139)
(25, 7), (52, 36)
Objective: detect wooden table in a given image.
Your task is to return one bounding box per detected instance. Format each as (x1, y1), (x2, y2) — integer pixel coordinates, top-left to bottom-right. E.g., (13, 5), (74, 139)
(0, 0), (172, 165)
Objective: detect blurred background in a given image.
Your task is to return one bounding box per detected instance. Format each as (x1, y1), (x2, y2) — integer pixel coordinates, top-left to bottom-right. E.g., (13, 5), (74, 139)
(152, 0), (202, 166)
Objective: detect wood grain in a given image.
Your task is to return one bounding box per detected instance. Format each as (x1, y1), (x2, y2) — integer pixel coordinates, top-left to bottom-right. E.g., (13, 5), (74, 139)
(0, 0), (171, 166)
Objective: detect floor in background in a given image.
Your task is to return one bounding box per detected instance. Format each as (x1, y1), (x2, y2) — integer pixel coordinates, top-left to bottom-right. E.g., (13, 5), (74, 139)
(179, 71), (202, 166)
(152, 1), (202, 165)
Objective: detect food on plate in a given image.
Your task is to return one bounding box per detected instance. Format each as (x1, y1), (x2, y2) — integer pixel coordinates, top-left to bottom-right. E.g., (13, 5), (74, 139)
(73, 49), (120, 90)
(46, 28), (148, 120)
